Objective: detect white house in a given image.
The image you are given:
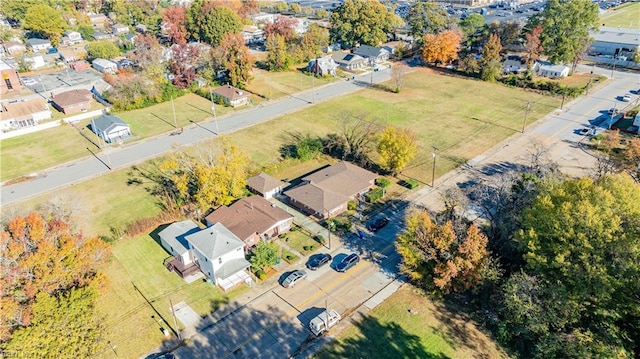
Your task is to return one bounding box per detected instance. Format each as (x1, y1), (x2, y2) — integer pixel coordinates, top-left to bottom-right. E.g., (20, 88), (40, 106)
(112, 23), (130, 35)
(0, 98), (51, 131)
(63, 30), (83, 44)
(92, 58), (118, 74)
(90, 114), (131, 143)
(24, 55), (45, 69)
(308, 56), (338, 76)
(533, 61), (570, 78)
(634, 113), (640, 135)
(158, 220), (200, 266)
(26, 38), (51, 52)
(185, 223), (252, 291)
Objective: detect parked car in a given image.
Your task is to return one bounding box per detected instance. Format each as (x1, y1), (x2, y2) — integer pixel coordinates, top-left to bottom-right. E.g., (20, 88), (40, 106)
(621, 94), (631, 102)
(282, 270), (307, 288)
(367, 217), (389, 232)
(336, 253), (360, 273)
(307, 253), (332, 271)
(608, 108), (619, 115)
(579, 128), (591, 136)
(21, 77), (37, 86)
(46, 47), (58, 54)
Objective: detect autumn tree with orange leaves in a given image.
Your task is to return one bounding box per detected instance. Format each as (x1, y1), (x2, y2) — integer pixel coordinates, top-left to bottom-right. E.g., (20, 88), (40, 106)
(396, 209), (490, 293)
(420, 30), (462, 65)
(0, 212), (110, 342)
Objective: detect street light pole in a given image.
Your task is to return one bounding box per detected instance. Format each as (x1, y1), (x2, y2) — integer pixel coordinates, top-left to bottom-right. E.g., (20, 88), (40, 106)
(431, 147), (438, 188)
(522, 101), (531, 133)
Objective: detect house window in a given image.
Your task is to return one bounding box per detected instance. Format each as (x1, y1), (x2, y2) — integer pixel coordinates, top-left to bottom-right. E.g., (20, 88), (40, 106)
(5, 78), (13, 90)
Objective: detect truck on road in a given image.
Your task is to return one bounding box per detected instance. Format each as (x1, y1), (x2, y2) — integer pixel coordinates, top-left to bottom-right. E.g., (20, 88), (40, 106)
(309, 309), (341, 336)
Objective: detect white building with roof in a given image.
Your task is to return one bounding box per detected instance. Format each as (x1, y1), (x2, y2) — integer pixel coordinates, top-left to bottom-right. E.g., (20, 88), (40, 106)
(589, 27), (640, 58)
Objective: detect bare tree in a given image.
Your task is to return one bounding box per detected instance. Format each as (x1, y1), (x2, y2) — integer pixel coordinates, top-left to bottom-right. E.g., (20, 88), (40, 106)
(526, 141), (558, 178)
(335, 111), (382, 166)
(390, 62), (409, 93)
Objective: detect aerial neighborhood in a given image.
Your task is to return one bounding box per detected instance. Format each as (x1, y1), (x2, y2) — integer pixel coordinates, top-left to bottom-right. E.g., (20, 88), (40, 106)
(1, 0), (639, 358)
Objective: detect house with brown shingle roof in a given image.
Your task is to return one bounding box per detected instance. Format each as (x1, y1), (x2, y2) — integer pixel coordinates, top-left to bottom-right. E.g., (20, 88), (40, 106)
(0, 98), (51, 131)
(204, 195), (293, 248)
(50, 89), (92, 114)
(247, 172), (289, 199)
(213, 84), (250, 107)
(284, 161), (377, 219)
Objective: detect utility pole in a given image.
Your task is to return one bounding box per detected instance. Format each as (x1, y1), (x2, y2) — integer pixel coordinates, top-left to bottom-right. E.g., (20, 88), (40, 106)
(370, 59), (374, 86)
(209, 87), (219, 133)
(522, 101), (531, 133)
(171, 96), (177, 128)
(431, 147), (438, 188)
(167, 293), (181, 340)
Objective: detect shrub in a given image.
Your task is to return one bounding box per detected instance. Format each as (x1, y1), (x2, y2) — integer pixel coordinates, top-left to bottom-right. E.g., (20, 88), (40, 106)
(376, 177), (391, 188)
(290, 225), (298, 232)
(405, 178), (419, 189)
(365, 187), (384, 202)
(314, 235), (325, 244)
(256, 269), (266, 280)
(347, 200), (358, 211)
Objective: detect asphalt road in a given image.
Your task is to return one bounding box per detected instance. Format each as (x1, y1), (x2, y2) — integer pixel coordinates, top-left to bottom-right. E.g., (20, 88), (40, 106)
(0, 68), (392, 206)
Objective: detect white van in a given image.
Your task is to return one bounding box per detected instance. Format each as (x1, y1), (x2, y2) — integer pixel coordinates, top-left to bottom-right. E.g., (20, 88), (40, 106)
(309, 309), (341, 336)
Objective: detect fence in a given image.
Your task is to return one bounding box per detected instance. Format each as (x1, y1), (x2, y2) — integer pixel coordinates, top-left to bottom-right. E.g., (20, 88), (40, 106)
(0, 109), (105, 140)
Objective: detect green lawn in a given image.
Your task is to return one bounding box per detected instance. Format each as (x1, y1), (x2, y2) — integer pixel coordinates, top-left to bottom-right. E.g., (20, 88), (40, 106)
(96, 233), (246, 359)
(600, 2), (640, 28)
(283, 227), (322, 255)
(246, 66), (336, 100)
(316, 285), (508, 359)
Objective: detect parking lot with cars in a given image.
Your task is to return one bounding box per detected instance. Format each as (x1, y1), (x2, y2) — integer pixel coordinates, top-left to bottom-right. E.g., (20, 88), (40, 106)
(19, 68), (103, 96)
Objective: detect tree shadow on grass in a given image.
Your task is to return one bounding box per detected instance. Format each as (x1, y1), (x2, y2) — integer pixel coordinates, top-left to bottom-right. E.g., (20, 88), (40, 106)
(318, 313), (450, 359)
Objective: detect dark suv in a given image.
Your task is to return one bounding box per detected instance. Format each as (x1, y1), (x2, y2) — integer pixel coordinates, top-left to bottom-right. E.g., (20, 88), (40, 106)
(367, 217), (389, 232)
(336, 253), (360, 272)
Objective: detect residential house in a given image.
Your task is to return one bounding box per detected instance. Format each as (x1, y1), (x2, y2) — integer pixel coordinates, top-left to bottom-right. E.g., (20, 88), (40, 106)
(250, 12), (277, 24)
(533, 61), (569, 78)
(213, 84), (250, 107)
(331, 51), (367, 71)
(135, 24), (147, 33)
(90, 114), (131, 143)
(284, 161), (377, 219)
(92, 58), (118, 74)
(25, 55), (45, 70)
(3, 41), (26, 56)
(186, 223), (252, 291)
(158, 220), (202, 280)
(307, 56), (338, 76)
(92, 31), (111, 40)
(26, 38), (51, 53)
(204, 195), (294, 248)
(0, 60), (21, 94)
(246, 172), (289, 199)
(50, 89), (92, 114)
(59, 47), (87, 64)
(354, 45), (390, 64)
(502, 58), (526, 74)
(0, 98), (51, 131)
(112, 23), (129, 35)
(71, 60), (90, 71)
(633, 113), (640, 135)
(241, 25), (264, 44)
(62, 30), (83, 45)
(88, 13), (108, 27)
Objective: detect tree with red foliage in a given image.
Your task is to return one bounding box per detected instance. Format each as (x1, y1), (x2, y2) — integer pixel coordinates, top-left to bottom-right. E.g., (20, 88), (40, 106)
(263, 15), (299, 42)
(169, 43), (200, 89)
(0, 212), (110, 341)
(524, 25), (543, 67)
(217, 33), (253, 88)
(162, 6), (188, 45)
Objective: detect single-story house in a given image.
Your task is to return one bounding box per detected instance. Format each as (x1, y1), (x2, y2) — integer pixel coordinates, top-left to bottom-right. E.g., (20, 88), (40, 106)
(249, 12), (277, 24)
(112, 23), (130, 35)
(331, 51), (367, 71)
(0, 60), (21, 94)
(246, 172), (289, 199)
(3, 41), (26, 56)
(308, 56), (338, 76)
(50, 89), (92, 114)
(353, 45), (390, 64)
(186, 223), (252, 291)
(59, 47), (87, 63)
(88, 13), (108, 27)
(26, 38), (51, 52)
(90, 114), (131, 143)
(92, 58), (118, 74)
(135, 24), (147, 33)
(205, 195), (294, 248)
(502, 59), (526, 74)
(241, 25), (264, 44)
(92, 31), (111, 40)
(0, 98), (51, 131)
(158, 220), (201, 274)
(533, 61), (569, 78)
(24, 55), (45, 70)
(284, 161), (377, 219)
(213, 84), (250, 107)
(62, 30), (83, 44)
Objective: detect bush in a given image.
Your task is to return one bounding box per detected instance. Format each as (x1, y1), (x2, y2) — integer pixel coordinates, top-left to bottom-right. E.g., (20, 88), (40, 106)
(290, 225), (298, 232)
(405, 178), (419, 189)
(376, 177), (391, 188)
(256, 269), (266, 280)
(365, 187), (385, 203)
(347, 200), (358, 211)
(314, 235), (325, 244)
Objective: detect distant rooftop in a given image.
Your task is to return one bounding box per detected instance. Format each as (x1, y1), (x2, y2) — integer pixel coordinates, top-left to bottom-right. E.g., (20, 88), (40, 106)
(593, 27), (640, 46)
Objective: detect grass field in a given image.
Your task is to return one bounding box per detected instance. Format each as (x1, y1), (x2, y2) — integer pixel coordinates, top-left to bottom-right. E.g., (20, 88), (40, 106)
(246, 66), (336, 99)
(600, 2), (640, 28)
(316, 285), (508, 359)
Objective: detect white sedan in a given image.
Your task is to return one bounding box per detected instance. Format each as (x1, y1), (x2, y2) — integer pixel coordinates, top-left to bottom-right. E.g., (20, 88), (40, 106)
(21, 77), (38, 86)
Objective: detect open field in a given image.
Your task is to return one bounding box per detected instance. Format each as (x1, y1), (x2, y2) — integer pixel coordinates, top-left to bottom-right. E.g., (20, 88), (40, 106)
(316, 285), (508, 359)
(600, 2), (640, 28)
(246, 66), (336, 99)
(95, 233), (246, 359)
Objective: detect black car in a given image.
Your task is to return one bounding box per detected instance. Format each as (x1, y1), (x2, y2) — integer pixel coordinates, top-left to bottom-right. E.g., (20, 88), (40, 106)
(367, 217), (389, 232)
(336, 253), (360, 272)
(307, 253), (332, 270)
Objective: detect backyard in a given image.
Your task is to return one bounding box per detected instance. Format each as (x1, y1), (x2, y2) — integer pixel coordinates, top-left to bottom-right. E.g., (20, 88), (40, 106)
(316, 285), (508, 359)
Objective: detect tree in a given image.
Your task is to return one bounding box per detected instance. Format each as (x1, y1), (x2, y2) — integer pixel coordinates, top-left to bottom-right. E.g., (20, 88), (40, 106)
(479, 33), (502, 82)
(300, 23), (329, 60)
(249, 241), (279, 271)
(329, 0), (403, 47)
(377, 126), (418, 175)
(458, 14), (485, 37)
(315, 8), (329, 19)
(331, 111), (381, 166)
(3, 285), (104, 357)
(457, 54), (480, 75)
(0, 0), (41, 21)
(289, 3), (301, 14)
(265, 34), (293, 71)
(524, 25), (544, 67)
(104, 72), (162, 110)
(621, 137), (640, 183)
(23, 4), (67, 46)
(487, 21), (521, 48)
(168, 44), (199, 89)
(407, 1), (452, 39)
(390, 62), (409, 93)
(238, 0), (259, 18)
(263, 15), (298, 42)
(396, 210), (490, 293)
(510, 175), (640, 357)
(539, 0), (598, 65)
(218, 32), (253, 88)
(186, 1), (242, 45)
(86, 40), (121, 60)
(421, 30), (462, 65)
(162, 6), (188, 45)
(0, 212), (110, 341)
(133, 33), (165, 81)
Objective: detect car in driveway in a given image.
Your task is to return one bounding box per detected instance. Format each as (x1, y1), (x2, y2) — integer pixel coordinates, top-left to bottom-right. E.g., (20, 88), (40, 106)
(306, 253), (332, 270)
(336, 253), (360, 273)
(367, 217), (389, 232)
(282, 270), (307, 288)
(608, 108), (619, 116)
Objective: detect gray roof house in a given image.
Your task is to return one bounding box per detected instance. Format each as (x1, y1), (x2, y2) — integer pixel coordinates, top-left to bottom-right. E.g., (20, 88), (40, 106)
(331, 51), (367, 71)
(307, 56), (338, 76)
(90, 114), (131, 144)
(26, 38), (51, 52)
(246, 172), (289, 199)
(185, 223), (251, 291)
(353, 45), (390, 63)
(158, 220), (202, 280)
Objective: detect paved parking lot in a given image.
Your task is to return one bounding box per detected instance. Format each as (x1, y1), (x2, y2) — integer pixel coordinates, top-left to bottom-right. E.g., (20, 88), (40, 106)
(22, 68), (103, 96)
